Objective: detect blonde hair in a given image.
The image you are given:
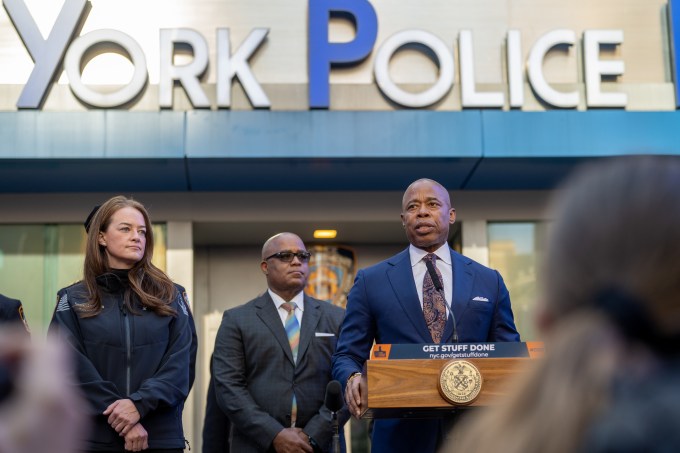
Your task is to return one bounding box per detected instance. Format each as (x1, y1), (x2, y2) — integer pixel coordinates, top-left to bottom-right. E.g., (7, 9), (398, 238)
(448, 156), (680, 453)
(78, 195), (177, 317)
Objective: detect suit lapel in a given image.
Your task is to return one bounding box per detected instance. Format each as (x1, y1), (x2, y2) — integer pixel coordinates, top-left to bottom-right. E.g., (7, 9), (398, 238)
(386, 248), (433, 342)
(255, 292), (295, 366)
(451, 250), (473, 326)
(297, 295), (320, 365)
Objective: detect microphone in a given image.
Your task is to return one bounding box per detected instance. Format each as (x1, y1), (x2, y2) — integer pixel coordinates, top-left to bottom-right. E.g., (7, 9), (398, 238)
(325, 380), (343, 453)
(325, 380), (343, 413)
(424, 257), (458, 343)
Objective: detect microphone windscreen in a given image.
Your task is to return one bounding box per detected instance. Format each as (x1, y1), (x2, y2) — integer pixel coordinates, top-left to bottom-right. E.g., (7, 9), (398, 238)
(325, 380), (344, 413)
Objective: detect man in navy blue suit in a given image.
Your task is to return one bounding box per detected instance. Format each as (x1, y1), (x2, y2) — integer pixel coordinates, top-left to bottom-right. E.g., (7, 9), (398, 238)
(332, 178), (520, 453)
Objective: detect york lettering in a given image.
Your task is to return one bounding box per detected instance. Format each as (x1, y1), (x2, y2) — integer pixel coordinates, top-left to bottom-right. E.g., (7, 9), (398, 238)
(2, 0), (270, 108)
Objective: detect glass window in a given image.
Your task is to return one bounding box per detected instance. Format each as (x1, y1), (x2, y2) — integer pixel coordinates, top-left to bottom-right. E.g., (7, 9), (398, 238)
(0, 223), (166, 336)
(487, 222), (547, 342)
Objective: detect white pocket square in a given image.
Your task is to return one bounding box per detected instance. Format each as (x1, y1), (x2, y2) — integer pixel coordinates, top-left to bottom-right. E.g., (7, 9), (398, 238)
(315, 332), (335, 337)
(472, 296), (489, 302)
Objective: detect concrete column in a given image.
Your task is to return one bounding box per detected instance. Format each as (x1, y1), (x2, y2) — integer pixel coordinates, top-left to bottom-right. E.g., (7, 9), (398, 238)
(461, 220), (488, 267)
(166, 221), (196, 450)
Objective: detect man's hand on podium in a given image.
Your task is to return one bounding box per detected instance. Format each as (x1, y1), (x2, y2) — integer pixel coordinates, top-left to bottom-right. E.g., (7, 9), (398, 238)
(345, 372), (363, 418)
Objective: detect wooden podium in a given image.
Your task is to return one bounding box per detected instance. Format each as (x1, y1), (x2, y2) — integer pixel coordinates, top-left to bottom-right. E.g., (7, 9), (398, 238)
(360, 342), (543, 419)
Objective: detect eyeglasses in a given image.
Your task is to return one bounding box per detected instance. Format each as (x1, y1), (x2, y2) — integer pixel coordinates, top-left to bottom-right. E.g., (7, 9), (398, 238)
(265, 251), (312, 263)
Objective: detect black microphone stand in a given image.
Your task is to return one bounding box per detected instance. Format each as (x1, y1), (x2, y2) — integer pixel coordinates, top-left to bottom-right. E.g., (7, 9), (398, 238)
(325, 380), (343, 453)
(331, 409), (340, 453)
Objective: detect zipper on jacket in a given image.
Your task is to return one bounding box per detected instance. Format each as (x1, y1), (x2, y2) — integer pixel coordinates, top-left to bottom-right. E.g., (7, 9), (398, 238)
(122, 305), (132, 395)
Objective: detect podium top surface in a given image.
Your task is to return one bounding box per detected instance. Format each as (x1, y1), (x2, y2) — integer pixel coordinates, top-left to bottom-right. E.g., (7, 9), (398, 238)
(370, 341), (544, 360)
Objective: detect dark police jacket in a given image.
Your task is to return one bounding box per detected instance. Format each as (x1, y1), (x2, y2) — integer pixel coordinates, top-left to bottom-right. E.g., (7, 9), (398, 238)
(49, 272), (193, 451)
(0, 293), (29, 332)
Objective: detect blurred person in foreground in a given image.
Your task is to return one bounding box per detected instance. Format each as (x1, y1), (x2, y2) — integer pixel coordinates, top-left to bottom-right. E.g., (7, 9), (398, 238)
(49, 195), (195, 452)
(332, 178), (520, 453)
(212, 232), (347, 453)
(446, 156), (680, 453)
(0, 328), (87, 452)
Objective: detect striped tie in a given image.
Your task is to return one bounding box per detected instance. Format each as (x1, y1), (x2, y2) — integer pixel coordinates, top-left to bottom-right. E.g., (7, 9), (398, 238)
(281, 302), (300, 362)
(281, 301), (300, 426)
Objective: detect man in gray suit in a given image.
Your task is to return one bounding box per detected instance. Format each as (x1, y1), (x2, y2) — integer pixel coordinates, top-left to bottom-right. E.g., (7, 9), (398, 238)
(212, 232), (346, 453)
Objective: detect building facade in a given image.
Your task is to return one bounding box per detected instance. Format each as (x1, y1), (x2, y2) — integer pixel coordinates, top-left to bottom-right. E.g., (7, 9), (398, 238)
(1, 0), (679, 449)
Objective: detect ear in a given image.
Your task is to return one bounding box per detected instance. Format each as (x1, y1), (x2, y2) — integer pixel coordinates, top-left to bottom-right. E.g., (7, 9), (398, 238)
(98, 232), (107, 247)
(260, 261), (268, 275)
(400, 213), (405, 227)
(449, 208), (456, 225)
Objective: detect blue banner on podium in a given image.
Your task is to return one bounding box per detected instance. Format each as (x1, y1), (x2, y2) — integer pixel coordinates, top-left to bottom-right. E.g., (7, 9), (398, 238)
(370, 342), (544, 360)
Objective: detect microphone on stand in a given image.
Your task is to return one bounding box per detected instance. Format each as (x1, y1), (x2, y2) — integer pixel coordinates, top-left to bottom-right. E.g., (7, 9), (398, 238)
(325, 380), (343, 453)
(424, 257), (459, 343)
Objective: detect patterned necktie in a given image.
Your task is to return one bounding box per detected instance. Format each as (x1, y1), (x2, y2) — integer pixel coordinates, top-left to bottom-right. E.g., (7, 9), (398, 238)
(281, 302), (300, 361)
(281, 301), (300, 426)
(422, 253), (448, 343)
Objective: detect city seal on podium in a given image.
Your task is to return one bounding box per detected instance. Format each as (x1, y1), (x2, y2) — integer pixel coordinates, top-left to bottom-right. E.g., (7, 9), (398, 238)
(438, 360), (483, 405)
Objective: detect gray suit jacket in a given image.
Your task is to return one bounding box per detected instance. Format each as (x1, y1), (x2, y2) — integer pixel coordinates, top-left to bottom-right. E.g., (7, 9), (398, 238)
(213, 291), (345, 453)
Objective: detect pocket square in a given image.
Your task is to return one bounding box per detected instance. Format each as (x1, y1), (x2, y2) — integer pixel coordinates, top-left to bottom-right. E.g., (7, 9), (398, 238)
(315, 332), (335, 337)
(472, 296), (489, 302)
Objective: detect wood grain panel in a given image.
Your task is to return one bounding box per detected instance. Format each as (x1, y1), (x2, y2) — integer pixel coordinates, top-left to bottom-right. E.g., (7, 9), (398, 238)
(361, 358), (535, 418)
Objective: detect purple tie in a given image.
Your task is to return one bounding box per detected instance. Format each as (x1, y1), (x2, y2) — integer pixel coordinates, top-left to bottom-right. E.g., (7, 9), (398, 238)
(422, 254), (447, 343)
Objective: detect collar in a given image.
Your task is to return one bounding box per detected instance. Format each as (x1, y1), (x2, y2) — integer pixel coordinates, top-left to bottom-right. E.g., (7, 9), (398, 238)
(268, 289), (305, 312)
(409, 243), (452, 267)
(96, 269), (131, 293)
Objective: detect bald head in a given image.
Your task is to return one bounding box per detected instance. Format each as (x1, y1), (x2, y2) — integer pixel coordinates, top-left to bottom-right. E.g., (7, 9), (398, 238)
(402, 178), (451, 211)
(260, 232), (309, 301)
(261, 232), (303, 260)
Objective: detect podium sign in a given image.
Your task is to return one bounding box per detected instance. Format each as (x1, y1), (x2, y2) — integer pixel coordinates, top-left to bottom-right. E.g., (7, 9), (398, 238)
(361, 342), (543, 418)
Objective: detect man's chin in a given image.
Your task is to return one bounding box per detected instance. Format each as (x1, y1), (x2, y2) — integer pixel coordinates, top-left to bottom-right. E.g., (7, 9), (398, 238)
(413, 240), (442, 252)
(286, 281), (307, 291)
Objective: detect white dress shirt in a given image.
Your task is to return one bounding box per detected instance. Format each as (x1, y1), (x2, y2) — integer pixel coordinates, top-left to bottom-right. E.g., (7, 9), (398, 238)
(268, 289), (305, 327)
(409, 243), (453, 314)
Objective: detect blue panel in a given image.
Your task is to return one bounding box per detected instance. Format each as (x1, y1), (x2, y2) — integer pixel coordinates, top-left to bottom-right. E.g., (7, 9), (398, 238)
(0, 112), (107, 158)
(105, 111), (185, 158)
(0, 112), (106, 158)
(0, 159), (188, 193)
(464, 157), (594, 190)
(35, 111), (106, 157)
(482, 111), (680, 157)
(186, 157), (480, 191)
(3, 110), (680, 192)
(185, 111), (483, 158)
(0, 112), (37, 157)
